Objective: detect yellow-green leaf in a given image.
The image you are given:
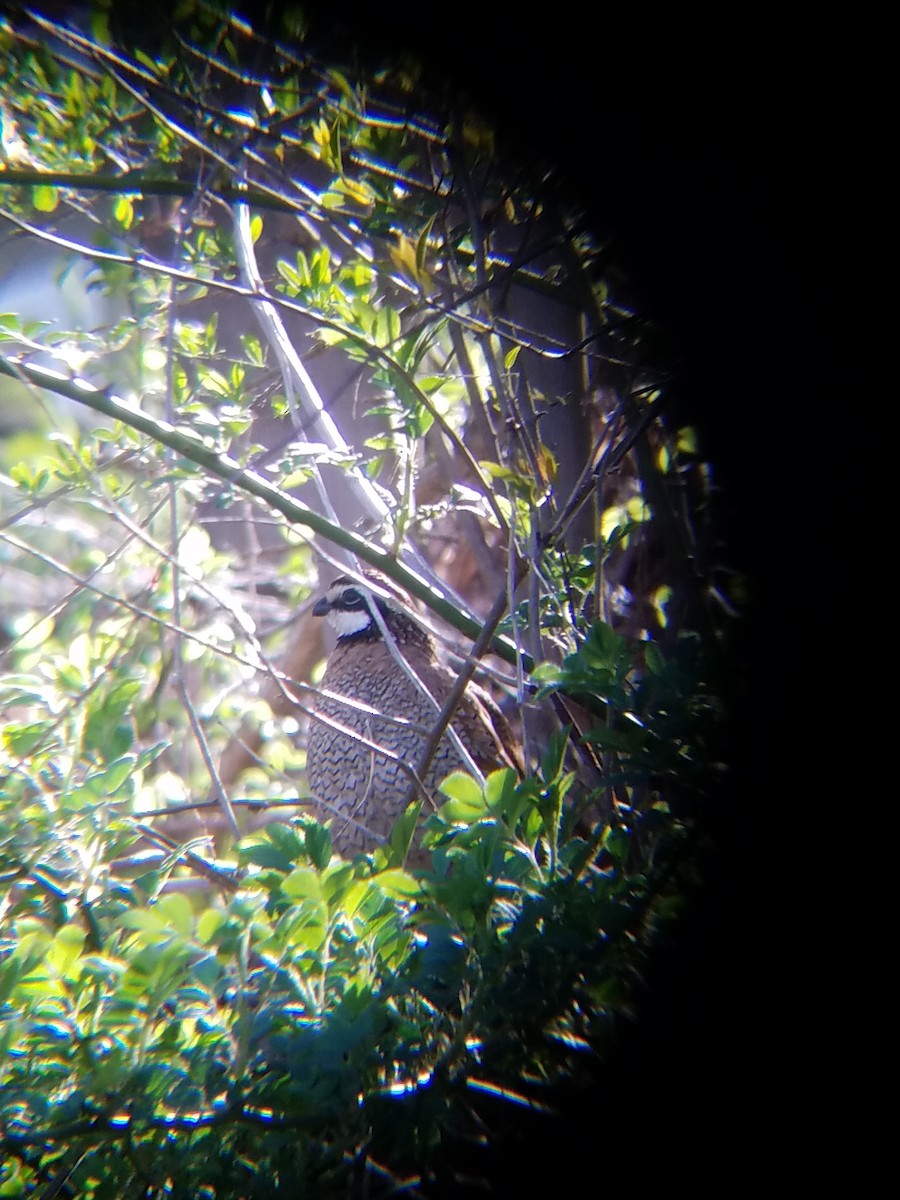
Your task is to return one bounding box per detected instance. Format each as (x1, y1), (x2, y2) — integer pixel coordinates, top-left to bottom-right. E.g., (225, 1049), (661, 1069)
(48, 924), (86, 975)
(197, 909), (227, 944)
(32, 184), (58, 213)
(282, 865), (324, 903)
(157, 892), (194, 935)
(374, 869), (423, 901)
(113, 194), (135, 229)
(12, 614), (55, 650)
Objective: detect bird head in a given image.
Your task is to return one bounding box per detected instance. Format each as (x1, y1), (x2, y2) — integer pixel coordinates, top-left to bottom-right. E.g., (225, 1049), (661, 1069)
(312, 571), (411, 641)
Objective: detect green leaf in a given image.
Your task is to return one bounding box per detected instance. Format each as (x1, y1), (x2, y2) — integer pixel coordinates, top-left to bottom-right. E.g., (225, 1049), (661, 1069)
(157, 892), (194, 935)
(389, 799), (423, 864)
(3, 720), (54, 756)
(438, 772), (489, 822)
(304, 823), (334, 870)
(240, 332), (265, 365)
(276, 259), (302, 290)
(265, 822), (305, 862)
(438, 770), (484, 807)
(134, 48), (161, 74)
(644, 640), (665, 675)
(10, 614), (55, 650)
(196, 908), (227, 944)
(32, 184), (59, 213)
(372, 305), (401, 348)
(47, 924), (85, 974)
(540, 727), (571, 783)
(389, 234), (418, 282)
(282, 865), (325, 904)
(97, 754), (137, 793)
(239, 842), (295, 871)
(374, 868), (423, 901)
(415, 215), (436, 274)
(604, 826), (631, 866)
(119, 909), (167, 936)
(113, 193), (135, 228)
(285, 909), (327, 953)
(90, 7), (111, 44)
(483, 767), (518, 815)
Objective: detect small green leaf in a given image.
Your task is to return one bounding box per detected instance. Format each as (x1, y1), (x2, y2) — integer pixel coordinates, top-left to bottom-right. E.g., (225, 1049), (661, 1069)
(540, 727), (570, 783)
(197, 909), (226, 944)
(437, 771), (484, 807)
(0, 1158), (31, 1195)
(282, 865), (324, 903)
(374, 868), (423, 901)
(372, 305), (401, 348)
(240, 333), (265, 366)
(157, 892), (194, 935)
(286, 909), (327, 953)
(48, 924), (85, 974)
(484, 768), (518, 815)
(415, 215), (436, 274)
(32, 184), (59, 213)
(119, 909), (167, 935)
(3, 721), (53, 756)
(644, 641), (665, 675)
(113, 194), (135, 228)
(438, 772), (489, 822)
(303, 823), (334, 870)
(276, 259), (302, 290)
(11, 614), (55, 650)
(97, 755), (137, 793)
(239, 842), (294, 871)
(265, 822), (305, 862)
(389, 799), (423, 864)
(91, 7), (111, 44)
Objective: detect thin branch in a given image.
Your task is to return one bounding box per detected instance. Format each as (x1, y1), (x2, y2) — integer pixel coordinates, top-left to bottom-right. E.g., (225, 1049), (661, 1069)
(129, 822), (241, 892)
(0, 162), (320, 215)
(413, 557), (529, 790)
(356, 578), (488, 786)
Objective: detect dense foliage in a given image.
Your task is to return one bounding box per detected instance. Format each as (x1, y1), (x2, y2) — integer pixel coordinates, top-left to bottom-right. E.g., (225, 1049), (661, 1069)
(0, 5), (731, 1194)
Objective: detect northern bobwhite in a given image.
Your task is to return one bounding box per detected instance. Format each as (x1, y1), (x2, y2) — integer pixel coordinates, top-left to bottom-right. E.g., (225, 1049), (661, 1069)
(305, 572), (522, 857)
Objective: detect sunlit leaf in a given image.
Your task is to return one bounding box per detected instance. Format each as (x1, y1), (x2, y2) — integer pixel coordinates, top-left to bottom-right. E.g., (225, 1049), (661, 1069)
(32, 184), (58, 213)
(157, 893), (195, 935)
(113, 193), (135, 228)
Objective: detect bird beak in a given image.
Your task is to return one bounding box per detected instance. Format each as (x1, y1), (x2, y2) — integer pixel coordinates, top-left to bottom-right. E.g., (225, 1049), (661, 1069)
(312, 597), (332, 617)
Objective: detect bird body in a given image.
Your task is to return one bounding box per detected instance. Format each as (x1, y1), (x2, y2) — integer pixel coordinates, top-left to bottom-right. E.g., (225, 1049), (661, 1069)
(305, 573), (521, 857)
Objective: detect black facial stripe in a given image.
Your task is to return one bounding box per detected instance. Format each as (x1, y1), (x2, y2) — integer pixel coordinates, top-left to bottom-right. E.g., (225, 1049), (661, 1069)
(332, 587), (399, 618)
(335, 588), (366, 610)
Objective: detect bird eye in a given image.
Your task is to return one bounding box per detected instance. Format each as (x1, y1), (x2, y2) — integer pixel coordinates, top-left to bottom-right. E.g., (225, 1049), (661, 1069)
(341, 588), (364, 608)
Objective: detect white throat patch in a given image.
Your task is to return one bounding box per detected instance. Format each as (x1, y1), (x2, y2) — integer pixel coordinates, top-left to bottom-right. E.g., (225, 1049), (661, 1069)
(327, 606), (375, 639)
